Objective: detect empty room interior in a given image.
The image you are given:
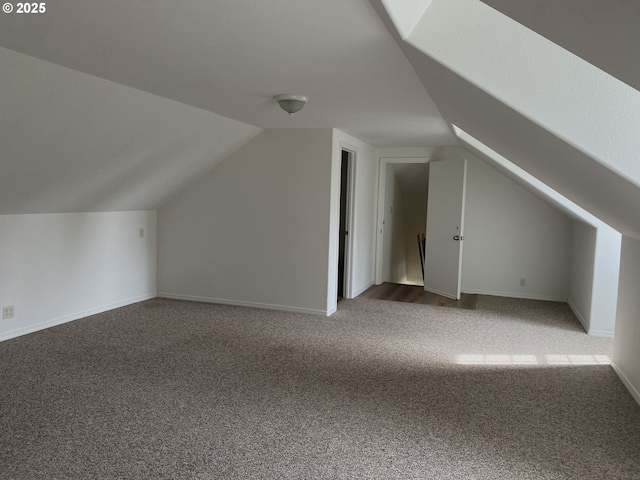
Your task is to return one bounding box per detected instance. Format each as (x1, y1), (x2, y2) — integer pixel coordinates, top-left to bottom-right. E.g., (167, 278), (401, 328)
(1, 1), (640, 478)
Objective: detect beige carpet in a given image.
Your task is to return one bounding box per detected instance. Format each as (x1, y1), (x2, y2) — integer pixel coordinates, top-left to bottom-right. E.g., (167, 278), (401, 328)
(1, 296), (639, 479)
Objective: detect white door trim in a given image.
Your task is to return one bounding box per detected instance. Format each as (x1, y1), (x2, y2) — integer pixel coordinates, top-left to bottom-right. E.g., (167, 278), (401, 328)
(340, 142), (358, 299)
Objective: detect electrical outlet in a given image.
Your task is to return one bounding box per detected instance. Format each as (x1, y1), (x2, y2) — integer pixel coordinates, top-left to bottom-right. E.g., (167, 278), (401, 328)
(520, 278), (526, 287)
(3, 306), (15, 319)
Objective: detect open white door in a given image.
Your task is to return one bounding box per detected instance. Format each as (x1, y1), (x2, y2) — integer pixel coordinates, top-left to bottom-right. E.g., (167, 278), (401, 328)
(424, 158), (467, 299)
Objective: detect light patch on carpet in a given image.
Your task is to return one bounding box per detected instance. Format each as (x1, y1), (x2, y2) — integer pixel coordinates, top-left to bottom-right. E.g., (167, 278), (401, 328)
(457, 354), (611, 366)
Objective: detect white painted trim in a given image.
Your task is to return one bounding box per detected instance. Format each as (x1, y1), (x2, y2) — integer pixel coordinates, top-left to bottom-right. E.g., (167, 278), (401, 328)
(567, 299), (614, 337)
(352, 280), (374, 299)
(375, 157), (386, 284)
(326, 305), (337, 316)
(587, 329), (614, 339)
(339, 143), (357, 299)
(157, 293), (327, 316)
(568, 298), (589, 333)
(456, 159), (468, 299)
(0, 293), (156, 342)
(464, 289), (567, 303)
(611, 361), (640, 408)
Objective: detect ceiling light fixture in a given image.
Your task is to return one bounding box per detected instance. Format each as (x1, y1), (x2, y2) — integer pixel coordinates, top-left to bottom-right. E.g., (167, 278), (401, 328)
(274, 94), (308, 116)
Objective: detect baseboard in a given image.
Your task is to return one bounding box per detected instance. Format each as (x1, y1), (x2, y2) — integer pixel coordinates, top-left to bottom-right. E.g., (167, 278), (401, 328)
(157, 292), (327, 316)
(350, 280), (374, 299)
(463, 288), (567, 303)
(567, 298), (589, 333)
(0, 293), (156, 342)
(567, 299), (614, 338)
(611, 361), (640, 408)
(586, 329), (614, 339)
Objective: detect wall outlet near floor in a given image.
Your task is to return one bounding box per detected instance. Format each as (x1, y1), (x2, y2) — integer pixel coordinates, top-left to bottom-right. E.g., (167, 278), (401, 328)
(520, 278), (526, 287)
(3, 306), (15, 319)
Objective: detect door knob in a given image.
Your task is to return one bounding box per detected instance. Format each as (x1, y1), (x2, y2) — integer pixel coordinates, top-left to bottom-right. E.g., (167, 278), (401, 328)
(453, 235), (464, 241)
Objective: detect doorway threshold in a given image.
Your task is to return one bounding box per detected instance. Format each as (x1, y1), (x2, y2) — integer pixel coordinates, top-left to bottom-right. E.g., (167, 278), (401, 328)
(359, 282), (477, 310)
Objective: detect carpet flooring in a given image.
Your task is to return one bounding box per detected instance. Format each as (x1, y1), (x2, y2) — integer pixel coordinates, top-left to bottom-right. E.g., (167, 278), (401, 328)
(1, 296), (639, 479)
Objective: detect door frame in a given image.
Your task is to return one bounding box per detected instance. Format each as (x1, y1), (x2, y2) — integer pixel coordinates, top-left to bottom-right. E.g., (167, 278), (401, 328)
(375, 156), (431, 285)
(339, 147), (356, 299)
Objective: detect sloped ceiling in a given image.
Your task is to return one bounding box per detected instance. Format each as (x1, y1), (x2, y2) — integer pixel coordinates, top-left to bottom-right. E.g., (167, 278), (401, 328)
(0, 47), (261, 214)
(481, 0), (640, 92)
(373, 0), (640, 239)
(0, 0), (452, 147)
(0, 0), (454, 214)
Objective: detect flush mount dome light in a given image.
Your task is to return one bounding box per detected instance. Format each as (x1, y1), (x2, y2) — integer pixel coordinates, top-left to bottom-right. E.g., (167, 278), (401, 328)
(274, 94), (308, 116)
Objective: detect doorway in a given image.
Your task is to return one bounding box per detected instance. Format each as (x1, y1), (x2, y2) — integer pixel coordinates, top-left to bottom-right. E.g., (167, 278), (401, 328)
(337, 149), (353, 300)
(376, 158), (430, 287)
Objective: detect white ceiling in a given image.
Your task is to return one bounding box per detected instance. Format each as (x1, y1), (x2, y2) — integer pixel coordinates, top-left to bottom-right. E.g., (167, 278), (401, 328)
(6, 0), (637, 226)
(481, 0), (640, 93)
(0, 0), (454, 147)
(391, 163), (430, 199)
(0, 47), (261, 214)
(377, 0), (640, 238)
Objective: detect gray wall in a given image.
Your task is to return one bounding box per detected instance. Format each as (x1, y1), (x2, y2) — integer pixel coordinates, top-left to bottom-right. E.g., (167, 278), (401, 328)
(462, 156), (573, 301)
(157, 129), (334, 314)
(613, 236), (640, 405)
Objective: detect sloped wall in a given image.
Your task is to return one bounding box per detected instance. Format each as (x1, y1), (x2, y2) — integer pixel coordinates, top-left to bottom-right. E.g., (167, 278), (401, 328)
(0, 48), (261, 216)
(400, 0), (640, 238)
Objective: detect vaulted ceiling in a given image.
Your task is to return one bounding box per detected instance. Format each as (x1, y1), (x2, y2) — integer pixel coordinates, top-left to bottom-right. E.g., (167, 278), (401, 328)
(374, 0), (640, 238)
(0, 0), (452, 146)
(2, 0), (639, 239)
(481, 0), (640, 93)
(0, 0), (454, 214)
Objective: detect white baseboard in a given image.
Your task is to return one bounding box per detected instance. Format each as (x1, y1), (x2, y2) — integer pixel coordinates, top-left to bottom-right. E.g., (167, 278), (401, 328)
(587, 329), (614, 339)
(463, 288), (567, 303)
(350, 280), (374, 299)
(157, 292), (327, 316)
(567, 298), (589, 333)
(611, 361), (640, 408)
(0, 293), (156, 342)
(567, 299), (614, 338)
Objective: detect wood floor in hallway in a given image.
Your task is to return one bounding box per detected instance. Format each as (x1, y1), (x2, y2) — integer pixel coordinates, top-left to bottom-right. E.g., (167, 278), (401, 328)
(359, 282), (477, 310)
